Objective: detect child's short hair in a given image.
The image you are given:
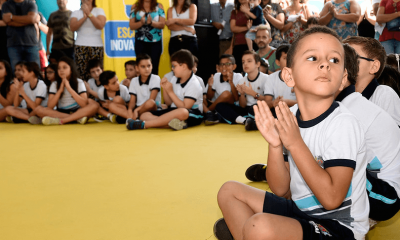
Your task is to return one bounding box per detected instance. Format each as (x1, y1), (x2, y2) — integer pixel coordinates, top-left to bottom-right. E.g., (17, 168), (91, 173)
(99, 70), (116, 86)
(15, 61), (25, 68)
(136, 53), (152, 65)
(170, 49), (194, 69)
(21, 62), (43, 80)
(276, 45), (290, 61)
(87, 58), (103, 72)
(260, 58), (269, 73)
(287, 26), (341, 68)
(219, 54), (236, 65)
(242, 50), (262, 63)
(306, 17), (319, 28)
(256, 24), (271, 37)
(125, 60), (137, 68)
(343, 36), (386, 78)
(343, 44), (359, 85)
(193, 55), (199, 66)
(377, 65), (400, 97)
(386, 54), (399, 71)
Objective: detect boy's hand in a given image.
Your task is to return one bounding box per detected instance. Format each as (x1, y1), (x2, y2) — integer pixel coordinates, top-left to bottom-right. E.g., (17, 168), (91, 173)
(13, 78), (21, 89)
(127, 109), (134, 119)
(227, 71), (233, 83)
(272, 96), (283, 107)
(274, 102), (302, 151)
(236, 84), (244, 94)
(161, 78), (173, 93)
(242, 82), (254, 95)
(246, 19), (253, 30)
(132, 109), (139, 120)
(254, 101), (282, 148)
(208, 74), (214, 86)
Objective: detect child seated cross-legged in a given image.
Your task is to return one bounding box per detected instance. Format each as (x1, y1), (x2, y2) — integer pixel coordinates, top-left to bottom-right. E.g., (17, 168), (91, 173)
(120, 60), (138, 88)
(0, 60), (17, 122)
(32, 57), (99, 125)
(214, 27), (369, 240)
(85, 58), (103, 100)
(215, 50), (267, 131)
(126, 49), (203, 130)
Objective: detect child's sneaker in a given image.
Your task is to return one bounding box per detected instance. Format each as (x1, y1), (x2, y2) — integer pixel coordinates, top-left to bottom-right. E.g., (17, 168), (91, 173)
(5, 116), (13, 123)
(245, 163), (267, 182)
(42, 116), (61, 125)
(126, 118), (145, 130)
(77, 116), (88, 124)
(28, 116), (42, 125)
(109, 114), (117, 123)
(245, 118), (258, 131)
(213, 218), (233, 240)
(168, 118), (187, 130)
(205, 111), (219, 126)
(93, 114), (108, 122)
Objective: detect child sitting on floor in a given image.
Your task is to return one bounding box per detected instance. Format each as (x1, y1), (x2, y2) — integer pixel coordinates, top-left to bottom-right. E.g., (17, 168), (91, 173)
(0, 60), (17, 122)
(120, 60), (138, 88)
(85, 58), (103, 100)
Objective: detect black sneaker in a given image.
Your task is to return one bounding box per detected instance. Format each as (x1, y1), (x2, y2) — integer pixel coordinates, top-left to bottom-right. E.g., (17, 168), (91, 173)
(126, 118), (145, 130)
(245, 118), (258, 131)
(205, 111), (219, 126)
(213, 218), (234, 240)
(245, 164), (267, 182)
(93, 114), (108, 122)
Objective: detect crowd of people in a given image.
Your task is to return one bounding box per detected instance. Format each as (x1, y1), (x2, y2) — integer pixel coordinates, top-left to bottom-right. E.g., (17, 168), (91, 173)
(1, 0), (400, 240)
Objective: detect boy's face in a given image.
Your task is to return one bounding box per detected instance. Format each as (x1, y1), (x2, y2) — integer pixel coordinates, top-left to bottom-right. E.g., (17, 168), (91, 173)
(219, 58), (236, 76)
(15, 65), (23, 80)
(255, 30), (271, 49)
(136, 59), (152, 77)
(347, 43), (377, 81)
(21, 66), (34, 82)
(276, 52), (287, 68)
(90, 66), (103, 81)
(171, 61), (187, 78)
(125, 64), (137, 79)
(104, 76), (120, 92)
(242, 54), (260, 74)
(284, 33), (346, 98)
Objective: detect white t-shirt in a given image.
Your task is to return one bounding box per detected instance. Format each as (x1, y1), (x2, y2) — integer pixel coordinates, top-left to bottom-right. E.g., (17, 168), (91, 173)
(22, 80), (48, 108)
(170, 72), (203, 113)
(237, 72), (268, 106)
(164, 71), (174, 82)
(263, 70), (296, 101)
(97, 84), (130, 103)
(88, 78), (102, 99)
(71, 8), (105, 47)
(49, 79), (87, 110)
(129, 74), (161, 106)
(195, 75), (206, 95)
(369, 86), (400, 126)
(210, 72), (242, 101)
(287, 102), (369, 240)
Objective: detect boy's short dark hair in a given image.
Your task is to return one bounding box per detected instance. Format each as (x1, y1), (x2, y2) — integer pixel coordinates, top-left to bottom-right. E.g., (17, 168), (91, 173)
(377, 65), (400, 97)
(15, 61), (25, 68)
(99, 70), (116, 86)
(343, 44), (359, 85)
(386, 54), (399, 71)
(306, 17), (319, 28)
(136, 53), (152, 65)
(171, 49), (194, 69)
(287, 26), (341, 68)
(87, 58), (103, 72)
(193, 55), (199, 65)
(125, 60), (137, 68)
(343, 36), (386, 78)
(219, 54), (236, 65)
(276, 45), (290, 61)
(242, 50), (262, 63)
(260, 58), (269, 73)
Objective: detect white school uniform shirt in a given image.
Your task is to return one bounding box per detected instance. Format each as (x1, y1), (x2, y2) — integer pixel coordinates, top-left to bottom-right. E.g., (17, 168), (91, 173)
(170, 72), (203, 113)
(71, 8), (106, 47)
(21, 79), (48, 107)
(196, 75), (207, 95)
(97, 84), (130, 103)
(210, 72), (242, 102)
(129, 74), (161, 106)
(337, 86), (400, 198)
(49, 79), (86, 110)
(237, 72), (268, 106)
(287, 102), (369, 240)
(263, 70), (296, 101)
(164, 71), (174, 82)
(361, 79), (400, 126)
(88, 78), (102, 99)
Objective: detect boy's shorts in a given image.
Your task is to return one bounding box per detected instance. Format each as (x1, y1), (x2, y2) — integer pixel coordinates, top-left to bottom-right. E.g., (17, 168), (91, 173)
(366, 171), (400, 221)
(263, 191), (356, 240)
(245, 26), (257, 40)
(57, 107), (80, 114)
(150, 107), (203, 127)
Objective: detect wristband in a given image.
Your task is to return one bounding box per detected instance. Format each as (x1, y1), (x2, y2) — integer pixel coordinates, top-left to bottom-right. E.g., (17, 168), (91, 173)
(88, 13), (94, 18)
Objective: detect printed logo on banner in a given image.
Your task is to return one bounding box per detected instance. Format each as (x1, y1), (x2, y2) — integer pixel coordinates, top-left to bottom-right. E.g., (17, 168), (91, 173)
(104, 21), (136, 58)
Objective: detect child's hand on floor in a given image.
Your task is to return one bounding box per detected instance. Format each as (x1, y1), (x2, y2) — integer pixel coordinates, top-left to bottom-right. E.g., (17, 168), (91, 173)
(254, 101), (282, 148)
(274, 101), (302, 151)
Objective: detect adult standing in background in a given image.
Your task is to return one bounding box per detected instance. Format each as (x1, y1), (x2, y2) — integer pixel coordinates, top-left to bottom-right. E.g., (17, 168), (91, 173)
(261, 0), (286, 48)
(376, 0), (400, 54)
(211, 0), (234, 57)
(36, 9), (48, 74)
(47, 0), (74, 60)
(2, 0), (39, 71)
(166, 0), (198, 57)
(70, 0), (106, 81)
(130, 0), (165, 75)
(281, 0), (311, 44)
(0, 0), (9, 63)
(357, 0), (375, 38)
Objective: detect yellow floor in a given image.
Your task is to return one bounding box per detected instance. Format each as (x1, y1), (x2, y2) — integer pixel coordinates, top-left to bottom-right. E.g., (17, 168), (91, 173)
(0, 122), (399, 239)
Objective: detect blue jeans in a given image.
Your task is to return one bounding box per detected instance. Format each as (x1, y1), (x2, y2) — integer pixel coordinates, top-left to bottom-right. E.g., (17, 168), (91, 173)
(8, 46), (40, 72)
(381, 39), (400, 54)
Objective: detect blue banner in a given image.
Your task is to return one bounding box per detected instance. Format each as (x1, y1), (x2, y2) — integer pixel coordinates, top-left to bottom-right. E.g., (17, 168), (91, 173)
(104, 21), (136, 58)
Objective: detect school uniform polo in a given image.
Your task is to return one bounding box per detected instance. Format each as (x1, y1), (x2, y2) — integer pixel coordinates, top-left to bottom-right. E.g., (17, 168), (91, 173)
(170, 72), (203, 113)
(97, 84), (130, 103)
(210, 72), (242, 101)
(21, 79), (48, 107)
(88, 78), (102, 99)
(195, 75), (207, 95)
(237, 72), (268, 106)
(263, 70), (296, 101)
(164, 71), (174, 82)
(361, 79), (400, 126)
(129, 74), (161, 107)
(49, 78), (86, 110)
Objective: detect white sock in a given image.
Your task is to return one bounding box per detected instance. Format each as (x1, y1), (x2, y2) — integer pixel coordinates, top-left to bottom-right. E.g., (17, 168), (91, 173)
(235, 116), (246, 124)
(107, 113), (111, 118)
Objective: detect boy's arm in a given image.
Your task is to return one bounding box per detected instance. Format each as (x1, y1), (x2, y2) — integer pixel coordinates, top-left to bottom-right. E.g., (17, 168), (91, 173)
(228, 72), (239, 101)
(84, 82), (99, 99)
(149, 89), (159, 101)
(127, 95), (137, 118)
(206, 75), (215, 100)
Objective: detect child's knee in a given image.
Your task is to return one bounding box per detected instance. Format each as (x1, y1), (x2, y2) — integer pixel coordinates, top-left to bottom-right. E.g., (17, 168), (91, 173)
(4, 105), (15, 114)
(220, 91), (232, 100)
(177, 108), (189, 120)
(243, 213), (275, 240)
(113, 96), (125, 105)
(217, 181), (240, 205)
(145, 99), (156, 108)
(140, 112), (153, 120)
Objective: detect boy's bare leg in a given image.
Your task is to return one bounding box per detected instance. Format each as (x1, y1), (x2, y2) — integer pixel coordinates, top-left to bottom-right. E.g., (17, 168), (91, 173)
(60, 100), (99, 123)
(140, 108), (188, 128)
(208, 91), (234, 111)
(137, 99), (157, 116)
(0, 108), (7, 121)
(97, 106), (109, 117)
(36, 106), (71, 118)
(4, 106), (30, 120)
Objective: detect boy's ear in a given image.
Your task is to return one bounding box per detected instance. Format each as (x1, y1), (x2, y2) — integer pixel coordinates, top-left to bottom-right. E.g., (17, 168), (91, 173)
(275, 59), (281, 67)
(369, 60), (381, 75)
(339, 68), (348, 92)
(232, 64), (237, 70)
(104, 84), (109, 90)
(281, 67), (295, 88)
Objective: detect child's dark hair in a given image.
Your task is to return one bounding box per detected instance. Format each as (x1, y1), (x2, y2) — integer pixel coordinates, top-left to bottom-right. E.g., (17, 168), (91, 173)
(260, 59), (269, 73)
(125, 60), (137, 68)
(386, 54), (399, 71)
(44, 63), (58, 88)
(306, 17), (319, 28)
(99, 71), (116, 86)
(242, 50), (262, 63)
(136, 53), (152, 65)
(377, 65), (400, 97)
(193, 55), (199, 65)
(56, 57), (80, 94)
(87, 58), (103, 72)
(287, 26), (341, 68)
(21, 62), (44, 80)
(343, 36), (386, 78)
(170, 49), (194, 69)
(343, 44), (359, 85)
(219, 54), (236, 65)
(276, 45), (290, 61)
(0, 60), (13, 99)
